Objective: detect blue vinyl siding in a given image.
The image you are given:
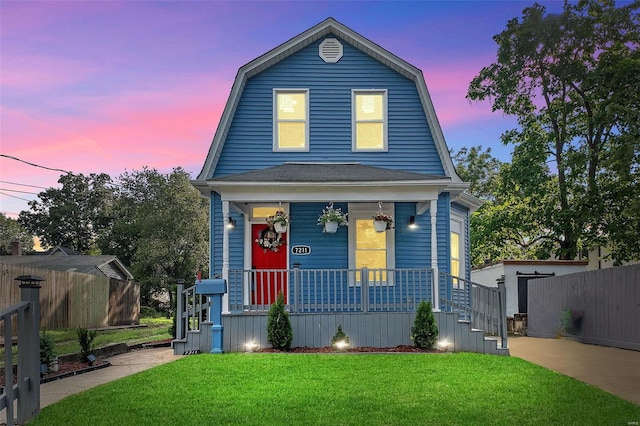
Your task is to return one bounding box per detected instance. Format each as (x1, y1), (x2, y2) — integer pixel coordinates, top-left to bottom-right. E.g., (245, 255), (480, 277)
(213, 37), (445, 178)
(288, 202), (349, 269)
(437, 193), (451, 302)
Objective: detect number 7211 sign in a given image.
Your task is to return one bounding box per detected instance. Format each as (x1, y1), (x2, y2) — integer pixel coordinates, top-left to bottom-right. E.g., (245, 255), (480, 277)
(291, 245), (311, 255)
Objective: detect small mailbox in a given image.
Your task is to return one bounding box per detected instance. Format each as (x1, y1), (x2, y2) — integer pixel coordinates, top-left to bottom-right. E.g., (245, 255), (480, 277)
(195, 279), (227, 295)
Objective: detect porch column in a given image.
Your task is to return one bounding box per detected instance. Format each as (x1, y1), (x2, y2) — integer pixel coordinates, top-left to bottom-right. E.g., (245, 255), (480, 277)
(222, 200), (230, 314)
(430, 199), (440, 312)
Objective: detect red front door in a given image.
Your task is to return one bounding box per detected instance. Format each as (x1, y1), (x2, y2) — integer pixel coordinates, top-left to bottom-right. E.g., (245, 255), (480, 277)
(252, 224), (287, 305)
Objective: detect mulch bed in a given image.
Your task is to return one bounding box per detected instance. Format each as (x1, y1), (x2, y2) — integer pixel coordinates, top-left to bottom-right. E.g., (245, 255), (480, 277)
(256, 345), (444, 353)
(1, 359), (109, 387)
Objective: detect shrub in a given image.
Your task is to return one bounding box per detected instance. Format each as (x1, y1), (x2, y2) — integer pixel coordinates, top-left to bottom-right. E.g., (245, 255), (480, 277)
(331, 325), (350, 351)
(40, 331), (57, 366)
(77, 327), (97, 361)
(140, 306), (161, 318)
(412, 300), (438, 350)
(267, 292), (293, 350)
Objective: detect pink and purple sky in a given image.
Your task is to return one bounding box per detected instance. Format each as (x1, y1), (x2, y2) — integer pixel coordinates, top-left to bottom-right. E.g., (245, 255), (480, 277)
(1, 0), (576, 218)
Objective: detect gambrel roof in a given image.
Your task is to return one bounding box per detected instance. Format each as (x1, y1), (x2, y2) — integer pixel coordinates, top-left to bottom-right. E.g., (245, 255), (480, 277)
(195, 17), (463, 185)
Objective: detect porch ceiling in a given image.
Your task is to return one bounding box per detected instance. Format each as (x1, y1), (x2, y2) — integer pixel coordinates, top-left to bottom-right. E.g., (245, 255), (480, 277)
(195, 163), (466, 203)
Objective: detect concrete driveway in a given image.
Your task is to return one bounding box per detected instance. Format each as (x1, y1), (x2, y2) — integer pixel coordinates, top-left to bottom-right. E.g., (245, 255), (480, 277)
(509, 336), (640, 406)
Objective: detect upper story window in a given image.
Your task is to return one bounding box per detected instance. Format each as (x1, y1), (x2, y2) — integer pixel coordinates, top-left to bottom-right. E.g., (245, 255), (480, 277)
(274, 89), (309, 151)
(352, 90), (387, 151)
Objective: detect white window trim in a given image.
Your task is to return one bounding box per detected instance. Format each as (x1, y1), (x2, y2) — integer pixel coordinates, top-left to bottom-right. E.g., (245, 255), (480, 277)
(348, 203), (395, 286)
(351, 89), (388, 152)
(450, 212), (465, 289)
(273, 89), (310, 152)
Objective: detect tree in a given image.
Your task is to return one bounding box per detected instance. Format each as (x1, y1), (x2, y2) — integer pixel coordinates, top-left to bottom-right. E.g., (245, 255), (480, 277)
(453, 146), (553, 266)
(18, 173), (114, 254)
(467, 0), (640, 262)
(0, 213), (34, 255)
(103, 167), (209, 308)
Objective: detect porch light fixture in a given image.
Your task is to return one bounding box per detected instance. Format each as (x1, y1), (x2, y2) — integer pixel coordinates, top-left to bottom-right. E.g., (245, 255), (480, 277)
(227, 217), (236, 229)
(408, 216), (417, 229)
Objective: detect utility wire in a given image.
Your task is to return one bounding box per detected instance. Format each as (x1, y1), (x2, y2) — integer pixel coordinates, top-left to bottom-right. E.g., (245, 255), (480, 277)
(0, 188), (39, 195)
(0, 191), (32, 202)
(0, 180), (48, 189)
(0, 154), (72, 174)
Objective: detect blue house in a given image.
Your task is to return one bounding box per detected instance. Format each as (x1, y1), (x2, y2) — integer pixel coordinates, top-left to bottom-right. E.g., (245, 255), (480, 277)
(174, 18), (508, 355)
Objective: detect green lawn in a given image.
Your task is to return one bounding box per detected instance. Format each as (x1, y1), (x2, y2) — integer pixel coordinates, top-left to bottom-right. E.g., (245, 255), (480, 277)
(31, 353), (640, 425)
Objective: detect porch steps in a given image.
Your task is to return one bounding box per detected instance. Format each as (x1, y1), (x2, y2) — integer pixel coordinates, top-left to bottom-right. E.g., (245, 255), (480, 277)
(172, 311), (509, 356)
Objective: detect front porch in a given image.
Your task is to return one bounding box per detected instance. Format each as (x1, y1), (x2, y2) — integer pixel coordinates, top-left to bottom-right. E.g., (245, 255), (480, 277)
(172, 268), (509, 356)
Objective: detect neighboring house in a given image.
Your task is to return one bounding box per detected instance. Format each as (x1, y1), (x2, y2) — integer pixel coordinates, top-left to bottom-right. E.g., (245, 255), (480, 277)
(0, 248), (134, 281)
(179, 18), (506, 355)
(471, 260), (588, 319)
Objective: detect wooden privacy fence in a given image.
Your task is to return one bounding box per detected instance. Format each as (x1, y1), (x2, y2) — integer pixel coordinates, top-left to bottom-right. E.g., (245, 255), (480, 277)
(0, 263), (139, 333)
(527, 264), (640, 351)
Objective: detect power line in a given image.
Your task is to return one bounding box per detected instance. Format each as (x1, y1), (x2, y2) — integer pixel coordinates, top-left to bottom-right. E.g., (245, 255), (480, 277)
(0, 180), (48, 189)
(0, 154), (72, 174)
(0, 191), (32, 202)
(0, 188), (39, 195)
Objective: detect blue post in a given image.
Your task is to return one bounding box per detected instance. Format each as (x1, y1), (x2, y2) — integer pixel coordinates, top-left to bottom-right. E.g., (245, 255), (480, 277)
(195, 279), (227, 354)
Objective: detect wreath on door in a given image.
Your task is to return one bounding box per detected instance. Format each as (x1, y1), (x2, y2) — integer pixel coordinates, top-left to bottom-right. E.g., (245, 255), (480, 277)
(255, 226), (284, 252)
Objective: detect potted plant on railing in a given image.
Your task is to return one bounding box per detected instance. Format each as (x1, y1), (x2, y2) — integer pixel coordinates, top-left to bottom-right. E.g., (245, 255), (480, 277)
(267, 210), (290, 233)
(318, 203), (348, 233)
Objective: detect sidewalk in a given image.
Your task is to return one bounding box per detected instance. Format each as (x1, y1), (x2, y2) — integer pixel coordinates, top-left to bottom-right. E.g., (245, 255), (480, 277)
(40, 347), (183, 408)
(509, 336), (640, 406)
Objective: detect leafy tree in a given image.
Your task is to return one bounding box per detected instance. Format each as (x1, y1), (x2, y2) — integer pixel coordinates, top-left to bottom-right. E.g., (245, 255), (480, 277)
(467, 0), (640, 262)
(453, 146), (553, 266)
(103, 167), (209, 308)
(18, 173), (114, 254)
(0, 213), (34, 254)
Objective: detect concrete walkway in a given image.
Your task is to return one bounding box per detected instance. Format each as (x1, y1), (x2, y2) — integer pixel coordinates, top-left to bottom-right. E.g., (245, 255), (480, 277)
(509, 336), (640, 406)
(40, 347), (183, 408)
(0, 347), (183, 424)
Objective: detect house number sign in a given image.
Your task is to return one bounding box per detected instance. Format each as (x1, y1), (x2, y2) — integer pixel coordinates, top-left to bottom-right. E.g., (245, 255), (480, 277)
(291, 245), (311, 255)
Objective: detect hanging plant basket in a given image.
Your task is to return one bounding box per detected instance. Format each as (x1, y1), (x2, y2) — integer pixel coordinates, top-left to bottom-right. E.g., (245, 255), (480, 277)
(373, 220), (388, 232)
(267, 210), (290, 234)
(318, 203), (348, 233)
(323, 221), (339, 233)
(372, 202), (394, 232)
(274, 222), (288, 233)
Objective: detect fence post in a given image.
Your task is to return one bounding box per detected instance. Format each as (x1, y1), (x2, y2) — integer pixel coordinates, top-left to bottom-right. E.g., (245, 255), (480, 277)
(176, 279), (185, 339)
(16, 275), (43, 424)
(497, 275), (508, 349)
(361, 268), (369, 313)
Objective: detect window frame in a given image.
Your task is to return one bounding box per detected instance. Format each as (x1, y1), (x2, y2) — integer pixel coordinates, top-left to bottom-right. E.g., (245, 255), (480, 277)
(348, 203), (395, 286)
(351, 89), (388, 152)
(273, 89), (310, 152)
(450, 214), (465, 289)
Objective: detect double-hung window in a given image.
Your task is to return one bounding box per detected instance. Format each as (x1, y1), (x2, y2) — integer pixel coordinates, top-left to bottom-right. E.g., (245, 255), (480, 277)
(274, 89), (309, 151)
(450, 216), (465, 289)
(348, 203), (395, 285)
(352, 90), (387, 151)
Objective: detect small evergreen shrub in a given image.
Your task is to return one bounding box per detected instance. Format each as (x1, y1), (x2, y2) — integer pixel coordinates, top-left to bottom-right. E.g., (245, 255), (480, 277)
(331, 325), (350, 351)
(267, 292), (293, 350)
(77, 327), (97, 361)
(40, 331), (57, 366)
(411, 300), (438, 350)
